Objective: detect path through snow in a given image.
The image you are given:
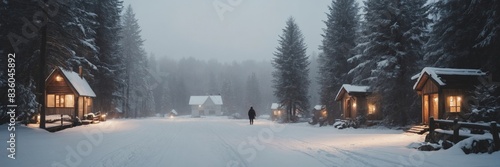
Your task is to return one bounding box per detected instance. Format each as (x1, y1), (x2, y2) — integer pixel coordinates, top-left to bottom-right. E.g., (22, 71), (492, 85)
(1, 117), (499, 167)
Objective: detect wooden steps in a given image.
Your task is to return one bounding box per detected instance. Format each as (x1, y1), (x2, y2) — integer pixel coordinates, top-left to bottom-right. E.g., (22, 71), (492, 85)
(406, 125), (429, 134)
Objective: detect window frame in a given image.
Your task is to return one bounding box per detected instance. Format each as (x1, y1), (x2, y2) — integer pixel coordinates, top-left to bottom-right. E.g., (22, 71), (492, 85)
(447, 96), (461, 113)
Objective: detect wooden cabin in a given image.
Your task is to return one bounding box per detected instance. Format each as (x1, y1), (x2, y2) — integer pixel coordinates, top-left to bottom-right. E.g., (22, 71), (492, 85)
(45, 67), (96, 121)
(413, 67), (488, 124)
(270, 103), (284, 121)
(312, 105), (327, 119)
(335, 84), (380, 120)
(189, 96), (223, 117)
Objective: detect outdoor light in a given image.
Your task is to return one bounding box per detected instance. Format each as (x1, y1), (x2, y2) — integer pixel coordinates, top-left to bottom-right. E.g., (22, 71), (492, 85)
(37, 114), (40, 124)
(198, 105), (201, 108)
(55, 75), (63, 81)
(353, 103), (357, 108)
(433, 97), (438, 102)
(170, 115), (174, 118)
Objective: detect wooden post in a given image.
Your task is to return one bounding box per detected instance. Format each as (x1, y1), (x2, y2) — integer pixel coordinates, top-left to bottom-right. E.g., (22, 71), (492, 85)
(453, 119), (459, 143)
(60, 114), (63, 127)
(490, 121), (500, 151)
(429, 117), (435, 135)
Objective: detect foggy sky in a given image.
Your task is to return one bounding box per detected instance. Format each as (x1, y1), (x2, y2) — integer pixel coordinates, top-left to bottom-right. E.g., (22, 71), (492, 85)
(123, 0), (341, 62)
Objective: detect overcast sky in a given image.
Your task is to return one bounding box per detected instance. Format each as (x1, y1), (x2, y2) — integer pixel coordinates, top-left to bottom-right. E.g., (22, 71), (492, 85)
(122, 0), (350, 62)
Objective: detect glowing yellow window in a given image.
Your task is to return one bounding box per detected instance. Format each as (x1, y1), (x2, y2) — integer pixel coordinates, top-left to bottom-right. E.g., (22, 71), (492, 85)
(65, 95), (74, 107)
(448, 96), (461, 112)
(47, 94), (55, 107)
(368, 104), (376, 114)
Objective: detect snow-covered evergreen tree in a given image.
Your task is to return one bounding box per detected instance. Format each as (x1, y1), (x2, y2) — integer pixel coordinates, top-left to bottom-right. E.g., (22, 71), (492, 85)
(120, 5), (151, 118)
(470, 84), (500, 123)
(92, 0), (124, 114)
(350, 0), (429, 125)
(318, 0), (359, 123)
(272, 17), (310, 122)
(426, 0), (500, 80)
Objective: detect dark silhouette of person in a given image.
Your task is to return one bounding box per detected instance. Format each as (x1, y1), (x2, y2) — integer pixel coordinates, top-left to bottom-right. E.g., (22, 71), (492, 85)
(248, 107), (256, 125)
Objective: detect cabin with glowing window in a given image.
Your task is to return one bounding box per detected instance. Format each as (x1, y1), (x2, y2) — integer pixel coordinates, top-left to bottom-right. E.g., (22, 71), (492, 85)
(412, 67), (488, 124)
(270, 103), (284, 121)
(335, 84), (380, 120)
(45, 67), (96, 121)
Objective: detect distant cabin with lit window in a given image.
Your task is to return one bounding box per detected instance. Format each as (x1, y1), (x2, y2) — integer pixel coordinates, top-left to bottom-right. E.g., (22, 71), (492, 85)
(189, 96), (223, 117)
(270, 103), (283, 121)
(45, 67), (96, 121)
(335, 84), (381, 120)
(412, 67), (488, 124)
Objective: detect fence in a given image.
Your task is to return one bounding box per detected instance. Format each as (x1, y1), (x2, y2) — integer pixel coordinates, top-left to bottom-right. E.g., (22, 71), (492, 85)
(429, 117), (500, 151)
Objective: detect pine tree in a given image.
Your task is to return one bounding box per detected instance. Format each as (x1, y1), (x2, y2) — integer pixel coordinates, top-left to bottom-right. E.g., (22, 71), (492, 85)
(92, 0), (124, 114)
(350, 0), (429, 125)
(272, 17), (310, 122)
(426, 0), (500, 80)
(318, 0), (359, 123)
(121, 5), (149, 118)
(470, 84), (500, 123)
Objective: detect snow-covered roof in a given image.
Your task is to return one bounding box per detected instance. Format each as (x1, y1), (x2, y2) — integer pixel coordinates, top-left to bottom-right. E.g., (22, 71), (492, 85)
(170, 109), (178, 115)
(188, 96), (223, 105)
(46, 67), (96, 97)
(413, 67), (487, 90)
(335, 84), (370, 101)
(60, 69), (96, 97)
(342, 84), (370, 93)
(314, 105), (324, 110)
(271, 103), (282, 110)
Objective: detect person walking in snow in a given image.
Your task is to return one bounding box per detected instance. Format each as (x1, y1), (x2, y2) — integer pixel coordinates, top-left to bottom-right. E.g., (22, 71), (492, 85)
(248, 107), (256, 125)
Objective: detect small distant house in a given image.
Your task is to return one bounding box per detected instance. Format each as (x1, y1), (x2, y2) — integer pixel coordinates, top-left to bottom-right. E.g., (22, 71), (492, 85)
(189, 96), (223, 117)
(413, 67), (488, 124)
(312, 105), (327, 119)
(335, 84), (380, 120)
(270, 103), (283, 121)
(45, 67), (96, 122)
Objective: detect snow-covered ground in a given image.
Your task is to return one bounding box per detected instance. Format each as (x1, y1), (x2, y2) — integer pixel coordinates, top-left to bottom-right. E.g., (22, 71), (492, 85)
(1, 116), (499, 167)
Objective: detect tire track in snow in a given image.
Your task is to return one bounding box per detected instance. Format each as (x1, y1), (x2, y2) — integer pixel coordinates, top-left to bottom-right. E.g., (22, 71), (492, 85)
(267, 134), (406, 167)
(90, 120), (181, 167)
(208, 121), (250, 167)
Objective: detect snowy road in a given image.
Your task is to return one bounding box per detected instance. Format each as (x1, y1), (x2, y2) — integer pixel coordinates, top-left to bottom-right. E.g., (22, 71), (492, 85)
(2, 117), (499, 167)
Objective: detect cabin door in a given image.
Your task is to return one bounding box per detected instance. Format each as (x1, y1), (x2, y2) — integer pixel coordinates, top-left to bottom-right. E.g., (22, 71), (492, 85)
(423, 94), (439, 124)
(430, 94), (439, 120)
(423, 95), (429, 124)
(346, 99), (352, 119)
